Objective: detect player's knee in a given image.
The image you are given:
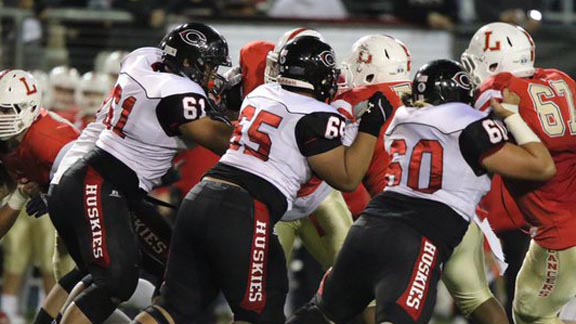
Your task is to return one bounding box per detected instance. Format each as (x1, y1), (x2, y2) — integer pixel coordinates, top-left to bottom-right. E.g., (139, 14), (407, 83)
(285, 302), (332, 324)
(58, 268), (87, 293)
(513, 300), (539, 324)
(75, 284), (121, 323)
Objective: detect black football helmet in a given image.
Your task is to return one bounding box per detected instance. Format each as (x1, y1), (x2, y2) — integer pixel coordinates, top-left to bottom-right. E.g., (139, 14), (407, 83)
(159, 23), (231, 89)
(277, 36), (340, 102)
(412, 59), (474, 106)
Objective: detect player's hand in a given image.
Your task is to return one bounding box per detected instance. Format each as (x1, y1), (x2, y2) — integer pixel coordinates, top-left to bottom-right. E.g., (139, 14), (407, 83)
(358, 91), (393, 137)
(19, 178), (40, 198)
(26, 194), (48, 218)
(223, 66), (243, 89)
(491, 88), (520, 119)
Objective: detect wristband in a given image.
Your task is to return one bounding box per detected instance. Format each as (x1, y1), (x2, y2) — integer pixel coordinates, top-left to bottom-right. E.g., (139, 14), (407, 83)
(7, 189), (27, 210)
(501, 103), (519, 114)
(358, 117), (382, 137)
(504, 114), (541, 145)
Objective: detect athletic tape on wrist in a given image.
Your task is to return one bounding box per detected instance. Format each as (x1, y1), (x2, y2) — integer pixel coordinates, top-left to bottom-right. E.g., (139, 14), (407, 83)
(504, 114), (541, 145)
(7, 190), (26, 210)
(501, 103), (519, 114)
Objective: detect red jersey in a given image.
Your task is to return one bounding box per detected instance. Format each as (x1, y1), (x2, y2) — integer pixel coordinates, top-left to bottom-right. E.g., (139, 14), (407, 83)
(172, 146), (220, 195)
(332, 81), (409, 197)
(478, 70), (576, 249)
(240, 41), (274, 96)
(478, 175), (527, 233)
(0, 109), (79, 187)
(52, 108), (80, 124)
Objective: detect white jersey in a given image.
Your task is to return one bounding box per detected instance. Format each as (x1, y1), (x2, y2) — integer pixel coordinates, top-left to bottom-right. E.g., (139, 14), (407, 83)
(51, 106), (108, 185)
(282, 181), (333, 221)
(220, 83), (345, 210)
(95, 47), (208, 192)
(384, 102), (507, 222)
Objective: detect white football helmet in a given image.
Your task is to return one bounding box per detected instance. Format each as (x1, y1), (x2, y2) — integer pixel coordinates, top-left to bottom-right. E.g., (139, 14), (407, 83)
(341, 34), (412, 89)
(461, 22), (535, 87)
(265, 27), (324, 83)
(0, 70), (42, 140)
(48, 66), (80, 111)
(102, 50), (128, 79)
(30, 70), (49, 99)
(76, 72), (112, 115)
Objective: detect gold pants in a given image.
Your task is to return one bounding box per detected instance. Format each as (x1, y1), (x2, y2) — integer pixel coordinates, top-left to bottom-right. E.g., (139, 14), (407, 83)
(513, 241), (576, 324)
(275, 190), (353, 269)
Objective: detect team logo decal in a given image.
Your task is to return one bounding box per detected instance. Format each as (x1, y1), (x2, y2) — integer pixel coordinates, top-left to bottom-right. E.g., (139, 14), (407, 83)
(452, 71), (472, 90)
(357, 44), (372, 64)
(319, 50), (336, 67)
(179, 29), (207, 46)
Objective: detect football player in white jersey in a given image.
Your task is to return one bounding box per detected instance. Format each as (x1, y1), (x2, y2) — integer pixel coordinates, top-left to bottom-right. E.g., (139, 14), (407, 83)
(286, 59), (555, 324)
(133, 35), (388, 324)
(45, 22), (234, 324)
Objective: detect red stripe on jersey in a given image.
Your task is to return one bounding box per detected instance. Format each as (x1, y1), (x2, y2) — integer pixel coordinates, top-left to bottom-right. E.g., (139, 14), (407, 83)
(297, 176), (323, 197)
(83, 167), (110, 268)
(241, 200), (271, 314)
(397, 238), (438, 321)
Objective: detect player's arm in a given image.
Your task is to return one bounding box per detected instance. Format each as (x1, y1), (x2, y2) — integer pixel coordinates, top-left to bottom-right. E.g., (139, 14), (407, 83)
(481, 93), (555, 181)
(156, 92), (233, 156)
(305, 93), (389, 192)
(0, 187), (29, 239)
(179, 118), (232, 156)
(459, 101), (555, 181)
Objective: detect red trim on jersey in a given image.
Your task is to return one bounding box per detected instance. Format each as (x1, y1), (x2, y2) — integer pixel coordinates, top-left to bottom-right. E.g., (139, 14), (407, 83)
(397, 238), (438, 321)
(83, 167), (110, 268)
(241, 200), (271, 314)
(297, 176), (323, 197)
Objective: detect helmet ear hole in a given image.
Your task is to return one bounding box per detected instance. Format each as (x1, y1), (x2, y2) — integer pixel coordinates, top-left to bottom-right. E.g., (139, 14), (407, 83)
(365, 74), (375, 84)
(489, 63), (498, 72)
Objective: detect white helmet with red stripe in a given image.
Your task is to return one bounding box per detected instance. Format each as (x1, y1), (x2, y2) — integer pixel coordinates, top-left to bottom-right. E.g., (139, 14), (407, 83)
(341, 34), (412, 89)
(76, 72), (113, 115)
(0, 70), (42, 139)
(461, 22), (535, 87)
(48, 65), (80, 111)
(265, 27), (324, 83)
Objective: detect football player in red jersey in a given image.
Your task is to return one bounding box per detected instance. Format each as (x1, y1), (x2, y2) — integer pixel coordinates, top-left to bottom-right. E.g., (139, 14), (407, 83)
(462, 22), (576, 324)
(333, 34), (509, 324)
(0, 69), (80, 323)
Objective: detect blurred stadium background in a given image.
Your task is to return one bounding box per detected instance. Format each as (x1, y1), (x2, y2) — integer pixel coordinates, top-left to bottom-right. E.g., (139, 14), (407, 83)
(0, 0), (574, 323)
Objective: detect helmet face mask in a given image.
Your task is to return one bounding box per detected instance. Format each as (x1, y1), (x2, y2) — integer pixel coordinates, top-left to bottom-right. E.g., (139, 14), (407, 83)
(0, 70), (42, 140)
(160, 23), (231, 91)
(277, 36), (340, 103)
(342, 34), (412, 88)
(462, 22), (535, 87)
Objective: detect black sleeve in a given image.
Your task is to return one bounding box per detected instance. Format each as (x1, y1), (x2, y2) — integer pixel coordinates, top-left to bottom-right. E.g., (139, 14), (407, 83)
(459, 117), (507, 176)
(156, 92), (208, 137)
(295, 112), (345, 157)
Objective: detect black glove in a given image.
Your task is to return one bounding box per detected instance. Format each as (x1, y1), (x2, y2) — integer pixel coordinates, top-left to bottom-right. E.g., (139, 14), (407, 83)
(26, 194), (48, 218)
(207, 98), (233, 126)
(358, 91), (393, 137)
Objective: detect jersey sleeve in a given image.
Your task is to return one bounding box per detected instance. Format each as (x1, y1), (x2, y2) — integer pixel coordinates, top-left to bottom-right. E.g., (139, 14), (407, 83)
(295, 112), (345, 157)
(156, 92), (208, 137)
(459, 117), (507, 176)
